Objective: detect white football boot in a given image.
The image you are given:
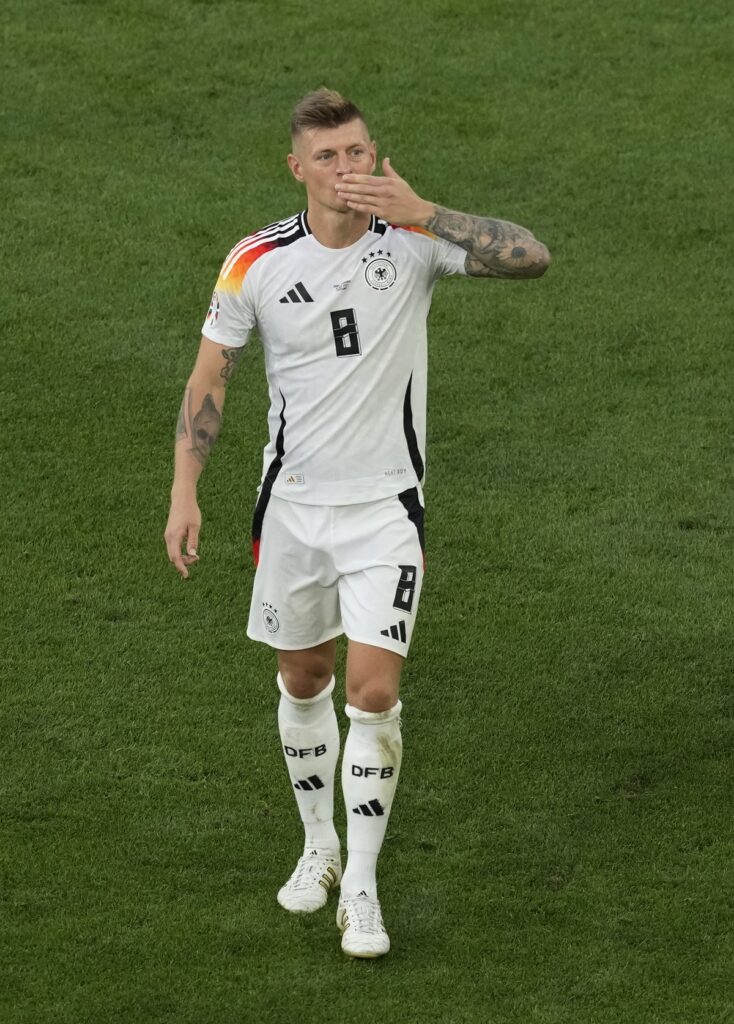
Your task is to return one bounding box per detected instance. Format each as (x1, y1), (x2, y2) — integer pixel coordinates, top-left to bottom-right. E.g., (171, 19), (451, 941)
(277, 850), (342, 913)
(336, 891), (390, 958)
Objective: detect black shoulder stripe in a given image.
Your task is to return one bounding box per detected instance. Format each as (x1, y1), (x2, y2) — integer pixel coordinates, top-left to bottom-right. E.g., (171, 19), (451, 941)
(371, 215), (388, 236)
(222, 214), (308, 273)
(269, 213), (309, 250)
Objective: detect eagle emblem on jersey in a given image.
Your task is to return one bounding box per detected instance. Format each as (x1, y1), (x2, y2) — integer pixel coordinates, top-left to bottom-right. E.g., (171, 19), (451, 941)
(206, 290), (220, 326)
(364, 255), (397, 291)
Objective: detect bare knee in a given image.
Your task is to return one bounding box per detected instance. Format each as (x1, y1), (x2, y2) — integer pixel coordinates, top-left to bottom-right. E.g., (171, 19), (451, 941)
(347, 680), (399, 713)
(345, 641), (403, 712)
(278, 640), (336, 700)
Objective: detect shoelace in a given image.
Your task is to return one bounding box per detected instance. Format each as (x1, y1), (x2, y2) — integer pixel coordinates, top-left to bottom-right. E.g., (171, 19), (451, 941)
(289, 854), (337, 891)
(342, 895), (384, 933)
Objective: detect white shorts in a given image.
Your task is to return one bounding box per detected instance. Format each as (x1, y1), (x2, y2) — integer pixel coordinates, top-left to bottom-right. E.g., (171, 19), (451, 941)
(246, 489), (425, 655)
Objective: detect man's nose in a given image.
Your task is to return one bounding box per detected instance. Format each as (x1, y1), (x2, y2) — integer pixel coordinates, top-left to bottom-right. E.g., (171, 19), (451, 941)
(336, 153), (350, 175)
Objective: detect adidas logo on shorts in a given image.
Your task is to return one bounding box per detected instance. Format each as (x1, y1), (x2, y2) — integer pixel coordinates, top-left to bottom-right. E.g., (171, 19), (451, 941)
(380, 621), (407, 643)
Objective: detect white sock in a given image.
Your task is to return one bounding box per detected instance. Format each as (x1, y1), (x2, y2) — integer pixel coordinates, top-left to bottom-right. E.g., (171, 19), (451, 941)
(277, 673), (340, 856)
(341, 701), (403, 898)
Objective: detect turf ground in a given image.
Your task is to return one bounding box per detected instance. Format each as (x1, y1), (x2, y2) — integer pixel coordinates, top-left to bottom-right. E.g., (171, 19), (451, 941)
(2, 1), (733, 1021)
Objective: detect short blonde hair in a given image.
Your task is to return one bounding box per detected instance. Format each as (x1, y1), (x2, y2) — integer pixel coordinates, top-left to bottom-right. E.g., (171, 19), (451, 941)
(290, 88), (367, 140)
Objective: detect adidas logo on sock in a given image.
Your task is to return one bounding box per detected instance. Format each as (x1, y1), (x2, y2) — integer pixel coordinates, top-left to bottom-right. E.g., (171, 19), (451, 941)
(380, 621), (407, 643)
(352, 799), (385, 817)
(279, 281), (313, 304)
(294, 775), (325, 791)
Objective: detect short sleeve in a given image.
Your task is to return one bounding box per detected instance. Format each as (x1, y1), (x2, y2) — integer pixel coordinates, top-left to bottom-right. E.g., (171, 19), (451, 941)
(397, 226), (467, 282)
(200, 248), (257, 348)
(428, 235), (468, 280)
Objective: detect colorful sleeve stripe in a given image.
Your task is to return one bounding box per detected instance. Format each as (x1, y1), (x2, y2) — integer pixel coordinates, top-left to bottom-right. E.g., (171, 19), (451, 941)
(216, 212), (308, 294)
(393, 224), (438, 240)
(217, 240), (277, 294)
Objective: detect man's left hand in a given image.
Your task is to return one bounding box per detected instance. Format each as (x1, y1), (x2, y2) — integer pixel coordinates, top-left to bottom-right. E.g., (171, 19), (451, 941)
(336, 158), (434, 227)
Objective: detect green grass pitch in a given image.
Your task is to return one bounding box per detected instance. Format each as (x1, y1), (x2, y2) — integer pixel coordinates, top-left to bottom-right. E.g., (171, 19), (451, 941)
(2, 1), (732, 1021)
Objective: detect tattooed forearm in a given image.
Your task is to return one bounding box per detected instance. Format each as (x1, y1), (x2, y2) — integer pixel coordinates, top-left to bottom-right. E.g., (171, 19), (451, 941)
(424, 206), (550, 279)
(188, 393), (222, 466)
(175, 387), (222, 467)
(220, 346), (244, 384)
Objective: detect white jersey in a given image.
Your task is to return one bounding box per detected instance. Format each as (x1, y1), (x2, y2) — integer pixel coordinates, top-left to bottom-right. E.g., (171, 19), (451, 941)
(201, 210), (466, 505)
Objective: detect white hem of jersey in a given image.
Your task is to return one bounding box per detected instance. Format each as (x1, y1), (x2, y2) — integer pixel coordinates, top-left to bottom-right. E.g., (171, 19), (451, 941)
(269, 479), (422, 507)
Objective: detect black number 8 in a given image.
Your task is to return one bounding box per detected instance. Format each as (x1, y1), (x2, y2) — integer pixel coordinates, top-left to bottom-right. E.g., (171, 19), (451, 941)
(330, 308), (361, 357)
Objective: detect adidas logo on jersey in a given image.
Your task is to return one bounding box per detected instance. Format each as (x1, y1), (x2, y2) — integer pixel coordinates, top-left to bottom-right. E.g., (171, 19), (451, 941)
(294, 775), (325, 791)
(279, 281), (313, 303)
(380, 621), (407, 643)
(352, 800), (385, 817)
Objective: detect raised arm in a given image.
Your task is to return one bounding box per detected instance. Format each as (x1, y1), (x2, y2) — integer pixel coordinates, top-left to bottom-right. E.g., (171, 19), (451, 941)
(423, 206), (549, 279)
(337, 157), (550, 279)
(164, 337), (245, 577)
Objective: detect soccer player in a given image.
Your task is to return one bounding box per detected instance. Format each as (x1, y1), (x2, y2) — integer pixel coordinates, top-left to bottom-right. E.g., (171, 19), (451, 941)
(164, 88), (549, 958)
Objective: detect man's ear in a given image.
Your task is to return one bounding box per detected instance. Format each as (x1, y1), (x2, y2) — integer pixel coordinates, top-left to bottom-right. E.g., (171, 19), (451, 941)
(287, 153), (304, 183)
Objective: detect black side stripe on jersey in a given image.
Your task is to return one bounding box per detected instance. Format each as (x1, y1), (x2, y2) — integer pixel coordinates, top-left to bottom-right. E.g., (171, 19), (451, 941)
(252, 391), (287, 552)
(398, 487), (425, 554)
(402, 374), (425, 482)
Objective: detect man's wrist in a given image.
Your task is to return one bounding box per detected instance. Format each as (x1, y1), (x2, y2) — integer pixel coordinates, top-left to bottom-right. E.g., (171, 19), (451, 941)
(171, 479), (198, 502)
(414, 200), (436, 228)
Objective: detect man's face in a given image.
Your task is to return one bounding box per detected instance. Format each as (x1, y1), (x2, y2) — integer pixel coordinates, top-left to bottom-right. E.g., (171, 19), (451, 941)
(288, 119), (376, 213)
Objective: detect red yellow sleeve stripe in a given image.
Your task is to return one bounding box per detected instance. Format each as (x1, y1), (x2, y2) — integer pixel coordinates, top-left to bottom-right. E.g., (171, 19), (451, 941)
(216, 240), (277, 294)
(393, 224), (438, 240)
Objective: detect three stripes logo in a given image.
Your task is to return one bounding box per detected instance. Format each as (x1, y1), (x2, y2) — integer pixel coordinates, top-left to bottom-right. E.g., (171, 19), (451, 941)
(352, 799), (385, 817)
(279, 281), (313, 304)
(294, 775), (324, 791)
(380, 621), (407, 643)
(319, 864), (339, 892)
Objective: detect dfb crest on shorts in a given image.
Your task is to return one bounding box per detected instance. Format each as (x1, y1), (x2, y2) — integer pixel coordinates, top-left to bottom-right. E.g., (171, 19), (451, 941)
(262, 602), (280, 634)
